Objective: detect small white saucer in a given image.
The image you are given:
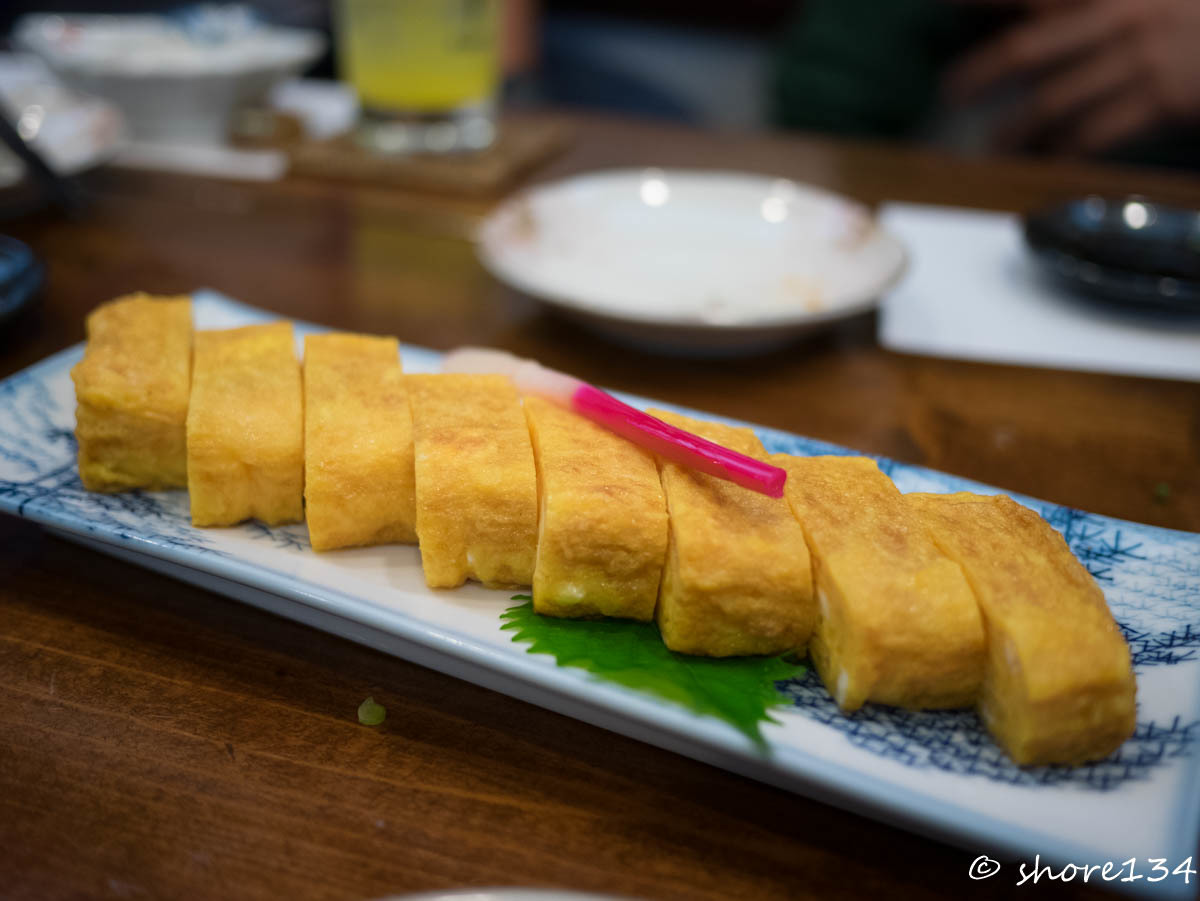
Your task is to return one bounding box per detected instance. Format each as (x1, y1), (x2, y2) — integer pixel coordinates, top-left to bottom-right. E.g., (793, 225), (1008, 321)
(477, 169), (907, 355)
(0, 53), (125, 188)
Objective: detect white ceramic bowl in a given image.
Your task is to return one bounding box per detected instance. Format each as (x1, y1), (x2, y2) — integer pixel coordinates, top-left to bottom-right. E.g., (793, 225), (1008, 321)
(14, 12), (324, 146)
(477, 169), (907, 355)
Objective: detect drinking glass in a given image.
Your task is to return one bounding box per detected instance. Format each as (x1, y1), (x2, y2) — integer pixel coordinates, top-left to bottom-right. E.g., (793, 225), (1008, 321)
(337, 0), (499, 154)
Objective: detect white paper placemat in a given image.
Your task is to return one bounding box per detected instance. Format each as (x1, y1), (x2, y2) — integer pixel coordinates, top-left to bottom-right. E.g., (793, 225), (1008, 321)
(113, 142), (288, 181)
(878, 202), (1200, 382)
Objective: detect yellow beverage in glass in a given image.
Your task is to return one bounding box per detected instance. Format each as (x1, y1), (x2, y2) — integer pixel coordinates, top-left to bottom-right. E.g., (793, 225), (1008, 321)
(337, 0), (499, 153)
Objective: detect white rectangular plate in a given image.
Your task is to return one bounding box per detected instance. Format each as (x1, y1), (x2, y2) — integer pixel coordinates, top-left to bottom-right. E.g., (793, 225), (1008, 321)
(3, 292), (1198, 898)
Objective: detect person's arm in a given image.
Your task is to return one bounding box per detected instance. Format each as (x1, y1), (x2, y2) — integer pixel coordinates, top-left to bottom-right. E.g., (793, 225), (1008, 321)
(946, 0), (1200, 153)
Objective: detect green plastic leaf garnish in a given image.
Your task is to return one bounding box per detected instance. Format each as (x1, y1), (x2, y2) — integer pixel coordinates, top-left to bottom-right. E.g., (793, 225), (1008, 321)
(501, 598), (804, 750)
(357, 696), (386, 726)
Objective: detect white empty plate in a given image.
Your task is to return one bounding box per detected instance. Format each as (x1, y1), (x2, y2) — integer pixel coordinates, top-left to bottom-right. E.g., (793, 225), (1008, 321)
(476, 169), (907, 355)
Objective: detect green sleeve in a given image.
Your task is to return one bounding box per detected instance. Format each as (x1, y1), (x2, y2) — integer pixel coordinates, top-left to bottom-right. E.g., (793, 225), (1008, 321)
(770, 0), (979, 138)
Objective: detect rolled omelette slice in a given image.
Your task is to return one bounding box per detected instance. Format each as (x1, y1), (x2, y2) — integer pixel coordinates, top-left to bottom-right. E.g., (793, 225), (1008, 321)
(773, 455), (985, 711)
(187, 322), (303, 527)
(408, 373), (538, 589)
(524, 396), (668, 620)
(907, 492), (1136, 765)
(304, 332), (416, 551)
(70, 293), (192, 492)
(652, 409), (814, 657)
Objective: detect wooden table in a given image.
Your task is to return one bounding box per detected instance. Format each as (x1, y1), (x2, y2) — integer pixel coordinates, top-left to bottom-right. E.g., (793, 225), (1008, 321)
(2, 114), (1196, 900)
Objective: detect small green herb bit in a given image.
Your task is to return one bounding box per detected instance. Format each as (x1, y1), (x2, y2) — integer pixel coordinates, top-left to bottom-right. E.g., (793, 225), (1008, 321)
(501, 599), (804, 750)
(1153, 481), (1171, 504)
(358, 696), (386, 726)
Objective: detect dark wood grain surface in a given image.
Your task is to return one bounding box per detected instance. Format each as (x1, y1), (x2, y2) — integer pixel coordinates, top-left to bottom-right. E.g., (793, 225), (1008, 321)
(2, 113), (1196, 901)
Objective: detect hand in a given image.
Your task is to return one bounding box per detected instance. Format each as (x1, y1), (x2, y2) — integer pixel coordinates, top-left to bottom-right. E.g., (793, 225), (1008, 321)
(945, 0), (1200, 154)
